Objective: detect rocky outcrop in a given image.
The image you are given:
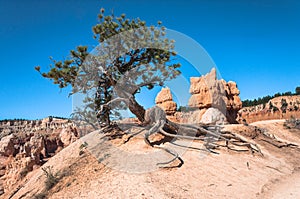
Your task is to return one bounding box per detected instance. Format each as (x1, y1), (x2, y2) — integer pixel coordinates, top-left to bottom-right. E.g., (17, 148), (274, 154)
(0, 117), (75, 139)
(223, 80), (243, 123)
(28, 134), (46, 164)
(188, 68), (227, 112)
(3, 155), (36, 193)
(200, 108), (227, 125)
(188, 68), (242, 123)
(174, 109), (207, 124)
(60, 126), (79, 146)
(0, 118), (79, 196)
(0, 135), (16, 157)
(155, 87), (177, 115)
(238, 96), (300, 123)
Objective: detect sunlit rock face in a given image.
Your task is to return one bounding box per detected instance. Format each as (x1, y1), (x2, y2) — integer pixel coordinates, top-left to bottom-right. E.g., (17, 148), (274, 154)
(155, 87), (177, 115)
(188, 68), (242, 123)
(154, 68), (242, 124)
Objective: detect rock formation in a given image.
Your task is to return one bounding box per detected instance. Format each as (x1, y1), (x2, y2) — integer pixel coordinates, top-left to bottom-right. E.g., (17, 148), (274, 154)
(223, 80), (243, 123)
(238, 96), (300, 123)
(155, 87), (177, 115)
(200, 108), (227, 125)
(189, 68), (227, 112)
(60, 126), (79, 146)
(0, 117), (79, 196)
(176, 109), (207, 124)
(0, 117), (76, 139)
(188, 68), (242, 123)
(0, 134), (16, 157)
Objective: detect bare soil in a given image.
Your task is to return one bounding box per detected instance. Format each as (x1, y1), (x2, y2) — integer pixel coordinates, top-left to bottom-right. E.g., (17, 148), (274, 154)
(3, 120), (300, 199)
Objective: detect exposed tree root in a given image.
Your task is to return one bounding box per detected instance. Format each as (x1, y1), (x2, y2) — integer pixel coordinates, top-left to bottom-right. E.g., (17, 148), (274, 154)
(140, 106), (263, 166)
(260, 139), (298, 148)
(153, 145), (184, 167)
(169, 142), (208, 152)
(99, 102), (264, 166)
(260, 130), (299, 149)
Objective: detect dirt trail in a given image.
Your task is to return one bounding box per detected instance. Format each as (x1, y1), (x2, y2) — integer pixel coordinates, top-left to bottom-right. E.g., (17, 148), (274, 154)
(258, 168), (300, 199)
(251, 120), (300, 199)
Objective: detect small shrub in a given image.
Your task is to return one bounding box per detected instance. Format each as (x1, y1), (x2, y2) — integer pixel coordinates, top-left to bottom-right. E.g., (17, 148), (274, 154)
(79, 141), (88, 155)
(272, 106), (279, 112)
(42, 166), (59, 190)
(79, 141), (88, 150)
(283, 122), (290, 129)
(79, 150), (85, 156)
(284, 117), (300, 130)
(19, 168), (29, 179)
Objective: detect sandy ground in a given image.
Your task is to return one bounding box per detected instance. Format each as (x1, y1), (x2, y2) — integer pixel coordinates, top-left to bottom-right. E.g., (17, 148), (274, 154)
(3, 120), (300, 199)
(251, 119), (300, 199)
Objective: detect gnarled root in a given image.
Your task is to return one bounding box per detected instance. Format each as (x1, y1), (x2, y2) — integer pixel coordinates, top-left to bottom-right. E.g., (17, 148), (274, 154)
(142, 106), (264, 166)
(154, 145), (184, 167)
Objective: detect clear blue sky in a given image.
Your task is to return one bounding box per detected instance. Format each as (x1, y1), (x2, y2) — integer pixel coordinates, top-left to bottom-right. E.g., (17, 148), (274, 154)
(0, 0), (299, 119)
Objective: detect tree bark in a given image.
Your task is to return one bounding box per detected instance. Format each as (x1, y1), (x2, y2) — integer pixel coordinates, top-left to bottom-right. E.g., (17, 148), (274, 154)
(96, 82), (111, 126)
(128, 96), (146, 122)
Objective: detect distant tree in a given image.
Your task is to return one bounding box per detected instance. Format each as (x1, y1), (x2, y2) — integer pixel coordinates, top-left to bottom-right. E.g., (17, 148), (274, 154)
(296, 87), (300, 95)
(281, 98), (288, 113)
(242, 99), (249, 107)
(242, 91), (295, 108)
(253, 99), (258, 106)
(262, 95), (272, 103)
(256, 97), (261, 105)
(282, 91), (292, 96)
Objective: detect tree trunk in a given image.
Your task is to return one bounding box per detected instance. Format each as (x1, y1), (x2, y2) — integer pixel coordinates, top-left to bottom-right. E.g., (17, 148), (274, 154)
(96, 82), (111, 126)
(126, 95), (181, 134)
(128, 96), (146, 122)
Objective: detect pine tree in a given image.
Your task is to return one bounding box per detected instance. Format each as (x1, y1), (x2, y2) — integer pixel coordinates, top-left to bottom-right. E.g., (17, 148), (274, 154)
(36, 9), (180, 127)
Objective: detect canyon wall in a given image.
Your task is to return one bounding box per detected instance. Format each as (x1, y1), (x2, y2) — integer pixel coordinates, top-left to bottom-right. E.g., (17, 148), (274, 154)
(0, 117), (79, 196)
(238, 95), (300, 123)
